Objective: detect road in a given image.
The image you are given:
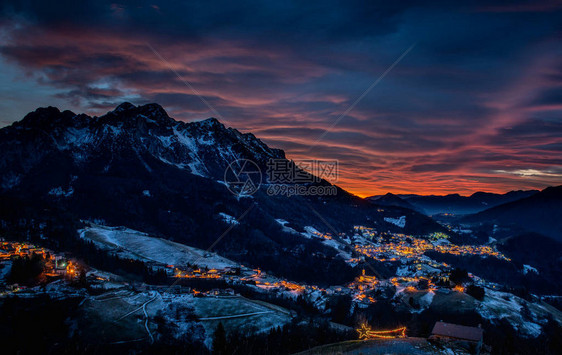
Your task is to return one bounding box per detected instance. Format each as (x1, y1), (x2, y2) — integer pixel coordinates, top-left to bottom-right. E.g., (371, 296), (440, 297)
(116, 291), (159, 343)
(142, 295), (155, 344)
(198, 310), (272, 321)
(117, 292), (158, 320)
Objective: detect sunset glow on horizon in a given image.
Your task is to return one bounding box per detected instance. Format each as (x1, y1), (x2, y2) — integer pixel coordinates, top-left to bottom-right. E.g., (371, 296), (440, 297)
(1, 1), (561, 197)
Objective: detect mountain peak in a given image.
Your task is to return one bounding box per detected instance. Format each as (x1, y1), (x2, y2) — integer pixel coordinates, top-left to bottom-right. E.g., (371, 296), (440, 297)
(541, 185), (562, 197)
(113, 102), (136, 113)
(138, 103), (169, 118)
(187, 117), (229, 134)
(111, 102), (169, 116)
(199, 117), (223, 128)
(470, 191), (493, 198)
(17, 106), (76, 129)
(106, 102), (173, 126)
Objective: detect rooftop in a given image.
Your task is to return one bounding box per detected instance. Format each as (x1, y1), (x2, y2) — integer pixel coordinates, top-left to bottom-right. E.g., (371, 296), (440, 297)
(431, 321), (483, 342)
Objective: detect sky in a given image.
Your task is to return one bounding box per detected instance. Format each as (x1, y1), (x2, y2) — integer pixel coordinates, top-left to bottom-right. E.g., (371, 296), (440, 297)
(0, 1), (561, 197)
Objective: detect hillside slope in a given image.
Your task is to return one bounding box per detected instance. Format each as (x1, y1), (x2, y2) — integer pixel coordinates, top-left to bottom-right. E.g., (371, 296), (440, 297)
(463, 186), (562, 242)
(400, 190), (538, 216)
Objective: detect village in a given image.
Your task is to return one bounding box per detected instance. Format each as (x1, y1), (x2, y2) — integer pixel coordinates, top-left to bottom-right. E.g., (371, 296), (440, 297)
(0, 239), (81, 294)
(0, 239), (491, 353)
(114, 223), (513, 313)
(0, 222), (512, 311)
(0, 220), (559, 355)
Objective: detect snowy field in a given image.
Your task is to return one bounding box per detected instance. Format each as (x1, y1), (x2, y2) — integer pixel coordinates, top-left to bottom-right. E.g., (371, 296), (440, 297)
(477, 289), (562, 338)
(79, 224), (238, 269)
(186, 295), (292, 347)
(79, 289), (291, 348)
(384, 216), (406, 228)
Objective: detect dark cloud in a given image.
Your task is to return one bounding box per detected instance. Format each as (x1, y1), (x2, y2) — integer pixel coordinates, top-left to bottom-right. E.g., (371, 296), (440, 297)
(529, 86), (562, 106)
(0, 0), (561, 195)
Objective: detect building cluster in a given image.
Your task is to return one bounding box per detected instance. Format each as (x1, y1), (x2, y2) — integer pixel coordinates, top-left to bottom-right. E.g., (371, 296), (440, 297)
(175, 267), (224, 279)
(239, 268), (315, 294)
(0, 240), (80, 293)
(165, 224), (511, 307)
(0, 241), (48, 260)
(343, 226), (511, 295)
(347, 269), (378, 304)
(352, 228), (510, 263)
(173, 265), (317, 298)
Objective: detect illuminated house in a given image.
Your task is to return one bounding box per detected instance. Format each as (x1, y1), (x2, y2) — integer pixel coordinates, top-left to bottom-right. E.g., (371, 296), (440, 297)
(54, 257), (69, 274)
(430, 321), (483, 354)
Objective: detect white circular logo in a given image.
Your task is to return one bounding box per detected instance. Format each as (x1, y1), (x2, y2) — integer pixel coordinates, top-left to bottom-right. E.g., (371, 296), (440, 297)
(224, 159), (262, 196)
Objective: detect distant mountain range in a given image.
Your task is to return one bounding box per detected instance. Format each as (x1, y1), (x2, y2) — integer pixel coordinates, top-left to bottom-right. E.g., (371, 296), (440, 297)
(366, 193), (419, 211)
(463, 185), (562, 242)
(368, 190), (539, 216)
(368, 187), (562, 242)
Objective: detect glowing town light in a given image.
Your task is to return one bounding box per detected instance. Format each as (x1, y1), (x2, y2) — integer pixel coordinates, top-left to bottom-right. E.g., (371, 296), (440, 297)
(356, 323), (407, 340)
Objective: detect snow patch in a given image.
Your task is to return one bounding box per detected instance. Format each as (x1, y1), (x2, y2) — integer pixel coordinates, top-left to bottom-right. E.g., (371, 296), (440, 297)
(48, 186), (74, 197)
(157, 134), (174, 148)
(519, 321), (542, 338)
(275, 219), (299, 234)
(523, 264), (538, 275)
(322, 239), (352, 260)
(198, 135), (215, 145)
(396, 266), (411, 277)
(158, 156), (189, 170)
(188, 161), (206, 177)
(173, 127), (208, 177)
(418, 291), (435, 308)
(384, 216), (406, 228)
(477, 289), (544, 338)
(218, 213), (239, 225)
(302, 226), (321, 239)
(64, 127), (94, 147)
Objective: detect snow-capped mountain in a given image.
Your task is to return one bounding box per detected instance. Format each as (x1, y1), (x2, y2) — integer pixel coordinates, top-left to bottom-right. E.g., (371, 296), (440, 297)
(0, 103), (447, 285)
(0, 102), (284, 190)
